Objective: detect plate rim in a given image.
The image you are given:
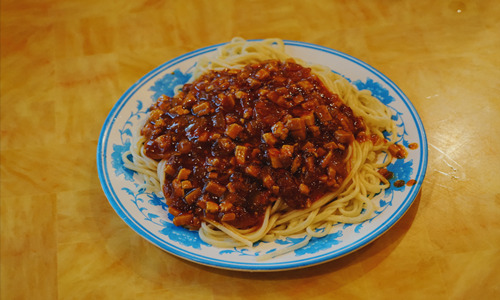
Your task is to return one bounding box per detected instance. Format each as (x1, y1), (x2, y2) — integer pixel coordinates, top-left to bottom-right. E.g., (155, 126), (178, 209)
(97, 39), (428, 271)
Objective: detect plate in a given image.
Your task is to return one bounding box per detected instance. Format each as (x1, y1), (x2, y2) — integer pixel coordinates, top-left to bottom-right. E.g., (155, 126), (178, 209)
(97, 40), (428, 271)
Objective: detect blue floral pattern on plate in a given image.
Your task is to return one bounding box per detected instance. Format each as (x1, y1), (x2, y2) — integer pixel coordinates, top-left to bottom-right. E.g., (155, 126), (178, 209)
(97, 40), (428, 271)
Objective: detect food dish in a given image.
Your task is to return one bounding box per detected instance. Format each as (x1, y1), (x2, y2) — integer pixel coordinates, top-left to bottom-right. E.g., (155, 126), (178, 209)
(97, 39), (427, 271)
(123, 38), (402, 256)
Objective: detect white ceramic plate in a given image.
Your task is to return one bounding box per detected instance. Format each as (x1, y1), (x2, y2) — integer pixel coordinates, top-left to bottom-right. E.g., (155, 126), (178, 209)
(97, 40), (428, 271)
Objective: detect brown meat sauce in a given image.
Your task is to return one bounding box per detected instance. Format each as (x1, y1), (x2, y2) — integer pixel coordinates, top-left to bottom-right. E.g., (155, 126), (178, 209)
(141, 59), (367, 229)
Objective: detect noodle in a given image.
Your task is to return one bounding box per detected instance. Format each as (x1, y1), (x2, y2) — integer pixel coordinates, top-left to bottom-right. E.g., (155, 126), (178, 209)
(122, 38), (398, 257)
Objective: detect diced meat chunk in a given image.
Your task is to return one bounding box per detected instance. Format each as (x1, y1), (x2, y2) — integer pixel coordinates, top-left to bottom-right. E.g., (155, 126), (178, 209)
(290, 156), (301, 173)
(168, 105), (190, 117)
(245, 164), (261, 177)
(173, 214), (193, 226)
(268, 148), (283, 168)
(235, 145), (248, 165)
(246, 77), (261, 88)
(388, 143), (408, 159)
(309, 125), (320, 137)
(177, 168), (191, 180)
(192, 101), (211, 116)
(334, 130), (354, 144)
(164, 164), (176, 176)
(281, 144), (294, 157)
(225, 123), (244, 139)
(169, 206), (181, 216)
(271, 121), (289, 140)
(206, 201), (219, 213)
(218, 137), (236, 153)
(181, 180), (193, 189)
(235, 90), (248, 99)
(204, 181), (227, 197)
(218, 93), (235, 111)
(255, 68), (270, 80)
(315, 105), (332, 123)
(262, 132), (277, 146)
(299, 184), (310, 195)
(219, 201), (233, 212)
(320, 151), (333, 168)
(285, 118), (306, 140)
(297, 80), (314, 92)
(262, 174), (275, 189)
(221, 213), (236, 222)
(301, 112), (315, 127)
(184, 188), (201, 204)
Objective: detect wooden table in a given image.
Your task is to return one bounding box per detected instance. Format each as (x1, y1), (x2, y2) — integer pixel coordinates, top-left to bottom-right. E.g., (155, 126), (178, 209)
(2, 0), (499, 298)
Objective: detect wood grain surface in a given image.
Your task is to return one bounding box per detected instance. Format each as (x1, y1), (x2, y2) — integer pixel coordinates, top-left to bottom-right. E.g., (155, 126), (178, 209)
(1, 0), (499, 299)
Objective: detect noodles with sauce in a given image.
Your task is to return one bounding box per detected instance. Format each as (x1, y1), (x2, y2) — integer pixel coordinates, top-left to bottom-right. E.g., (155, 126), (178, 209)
(123, 38), (405, 259)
